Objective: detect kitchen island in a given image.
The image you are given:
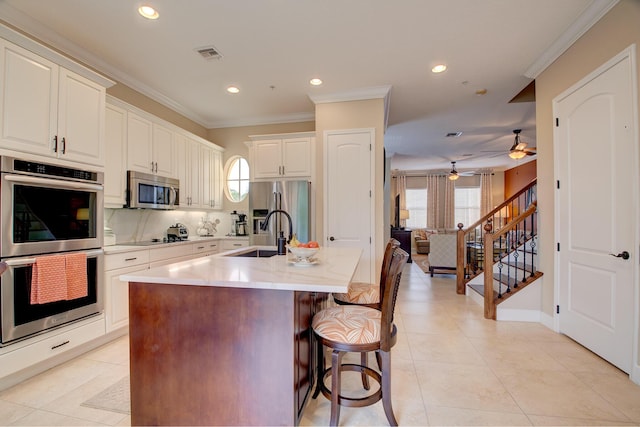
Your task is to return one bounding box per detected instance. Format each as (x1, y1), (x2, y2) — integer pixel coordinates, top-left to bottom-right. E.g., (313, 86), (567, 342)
(120, 246), (361, 426)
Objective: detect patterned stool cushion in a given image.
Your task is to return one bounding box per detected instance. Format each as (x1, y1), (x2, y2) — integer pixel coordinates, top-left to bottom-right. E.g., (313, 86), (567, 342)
(312, 306), (381, 344)
(333, 281), (379, 304)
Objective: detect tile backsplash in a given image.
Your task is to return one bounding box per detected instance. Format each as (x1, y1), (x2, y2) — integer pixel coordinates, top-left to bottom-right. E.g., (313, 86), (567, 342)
(104, 209), (242, 244)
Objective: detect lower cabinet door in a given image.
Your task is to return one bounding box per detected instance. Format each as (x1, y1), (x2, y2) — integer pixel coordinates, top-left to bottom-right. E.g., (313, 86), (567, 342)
(104, 264), (147, 332)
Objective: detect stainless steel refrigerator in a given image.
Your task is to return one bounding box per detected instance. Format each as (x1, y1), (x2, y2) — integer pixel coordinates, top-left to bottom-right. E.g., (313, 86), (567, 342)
(249, 180), (311, 246)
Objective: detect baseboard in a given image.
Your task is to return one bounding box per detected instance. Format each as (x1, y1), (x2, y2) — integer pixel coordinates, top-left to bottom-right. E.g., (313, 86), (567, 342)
(496, 308), (541, 322)
(540, 311), (556, 331)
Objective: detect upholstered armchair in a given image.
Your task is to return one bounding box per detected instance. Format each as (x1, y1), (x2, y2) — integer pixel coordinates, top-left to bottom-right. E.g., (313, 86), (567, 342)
(428, 233), (458, 276)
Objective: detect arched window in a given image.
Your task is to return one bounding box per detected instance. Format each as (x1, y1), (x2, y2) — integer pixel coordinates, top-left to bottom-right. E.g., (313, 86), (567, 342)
(224, 156), (250, 202)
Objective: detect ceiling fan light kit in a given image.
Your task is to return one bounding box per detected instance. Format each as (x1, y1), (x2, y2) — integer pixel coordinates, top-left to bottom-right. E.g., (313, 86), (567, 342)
(509, 129), (536, 159)
(448, 161), (460, 180)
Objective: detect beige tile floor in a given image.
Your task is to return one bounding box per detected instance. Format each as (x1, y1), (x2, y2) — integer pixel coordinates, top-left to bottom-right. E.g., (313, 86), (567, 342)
(1, 262), (640, 426)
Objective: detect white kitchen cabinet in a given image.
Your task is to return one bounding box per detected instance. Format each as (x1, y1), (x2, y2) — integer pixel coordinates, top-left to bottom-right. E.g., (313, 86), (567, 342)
(221, 239), (249, 251)
(127, 112), (176, 178)
(176, 134), (200, 208)
(249, 133), (313, 180)
(104, 249), (150, 333)
(192, 240), (220, 256)
(199, 144), (224, 210)
(152, 123), (176, 177)
(0, 39), (106, 166)
(104, 103), (127, 207)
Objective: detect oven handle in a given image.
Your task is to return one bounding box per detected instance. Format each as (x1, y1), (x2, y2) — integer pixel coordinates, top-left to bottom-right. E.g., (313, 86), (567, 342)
(3, 249), (104, 267)
(3, 174), (103, 191)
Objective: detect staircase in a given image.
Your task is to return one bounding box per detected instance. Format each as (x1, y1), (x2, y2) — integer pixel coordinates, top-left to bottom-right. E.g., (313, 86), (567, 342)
(455, 179), (543, 319)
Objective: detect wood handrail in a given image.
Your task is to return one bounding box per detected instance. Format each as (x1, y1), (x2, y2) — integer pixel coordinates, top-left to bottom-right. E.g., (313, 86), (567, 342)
(491, 201), (537, 239)
(464, 178), (537, 232)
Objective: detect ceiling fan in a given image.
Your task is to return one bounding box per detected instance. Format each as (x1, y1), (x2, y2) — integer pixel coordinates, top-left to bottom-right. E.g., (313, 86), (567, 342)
(509, 129), (536, 159)
(448, 161), (475, 180)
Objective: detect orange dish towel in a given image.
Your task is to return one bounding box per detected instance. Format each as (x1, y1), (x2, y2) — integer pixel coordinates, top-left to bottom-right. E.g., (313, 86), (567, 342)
(65, 252), (88, 300)
(30, 255), (67, 304)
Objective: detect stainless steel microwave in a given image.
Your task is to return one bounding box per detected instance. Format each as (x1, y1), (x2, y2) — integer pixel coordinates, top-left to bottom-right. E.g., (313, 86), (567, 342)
(126, 171), (179, 210)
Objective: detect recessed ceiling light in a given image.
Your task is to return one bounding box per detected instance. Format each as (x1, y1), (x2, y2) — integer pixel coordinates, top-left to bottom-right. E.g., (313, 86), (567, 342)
(431, 64), (447, 73)
(138, 5), (159, 20)
(310, 78), (323, 86)
(226, 86), (240, 94)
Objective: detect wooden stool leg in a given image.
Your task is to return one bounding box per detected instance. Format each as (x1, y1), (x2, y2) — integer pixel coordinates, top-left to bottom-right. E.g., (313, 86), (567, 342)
(360, 352), (370, 390)
(330, 350), (344, 427)
(379, 350), (398, 426)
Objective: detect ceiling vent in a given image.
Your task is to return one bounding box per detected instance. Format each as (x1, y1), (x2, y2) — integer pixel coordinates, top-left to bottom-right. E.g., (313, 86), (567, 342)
(195, 46), (223, 60)
(446, 132), (463, 138)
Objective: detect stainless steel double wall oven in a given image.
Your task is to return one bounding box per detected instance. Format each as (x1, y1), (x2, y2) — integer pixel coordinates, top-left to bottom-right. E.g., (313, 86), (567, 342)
(0, 157), (104, 345)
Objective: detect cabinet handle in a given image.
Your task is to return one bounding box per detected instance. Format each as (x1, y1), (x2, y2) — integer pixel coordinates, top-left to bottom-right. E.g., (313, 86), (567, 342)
(150, 161), (154, 172)
(51, 340), (70, 350)
(154, 162), (158, 173)
(281, 165), (284, 175)
(61, 137), (66, 154)
(124, 257), (138, 261)
(233, 243), (242, 247)
(53, 135), (58, 153)
(197, 246), (205, 250)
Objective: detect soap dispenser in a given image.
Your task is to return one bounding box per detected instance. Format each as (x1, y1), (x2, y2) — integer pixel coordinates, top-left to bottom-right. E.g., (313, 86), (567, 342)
(277, 231), (287, 255)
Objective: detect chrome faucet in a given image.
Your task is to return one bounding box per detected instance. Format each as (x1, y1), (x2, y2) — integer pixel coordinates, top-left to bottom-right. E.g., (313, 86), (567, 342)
(260, 209), (293, 255)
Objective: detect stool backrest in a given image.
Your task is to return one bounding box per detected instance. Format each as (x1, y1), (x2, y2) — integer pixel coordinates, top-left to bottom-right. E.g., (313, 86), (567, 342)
(379, 247), (408, 351)
(377, 238), (400, 303)
(0, 261), (6, 276)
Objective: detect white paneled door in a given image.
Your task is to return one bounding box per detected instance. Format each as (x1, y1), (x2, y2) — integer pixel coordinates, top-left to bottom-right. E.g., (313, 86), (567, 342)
(555, 47), (637, 374)
(324, 129), (374, 284)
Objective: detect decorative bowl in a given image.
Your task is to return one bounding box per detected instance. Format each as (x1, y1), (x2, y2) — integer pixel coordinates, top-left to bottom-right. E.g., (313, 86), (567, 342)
(287, 245), (319, 260)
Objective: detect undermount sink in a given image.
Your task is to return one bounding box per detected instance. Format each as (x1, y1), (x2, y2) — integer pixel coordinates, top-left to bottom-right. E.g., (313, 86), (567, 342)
(227, 249), (280, 258)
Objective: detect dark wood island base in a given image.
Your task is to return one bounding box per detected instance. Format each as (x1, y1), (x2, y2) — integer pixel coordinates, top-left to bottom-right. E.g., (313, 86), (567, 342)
(129, 282), (327, 426)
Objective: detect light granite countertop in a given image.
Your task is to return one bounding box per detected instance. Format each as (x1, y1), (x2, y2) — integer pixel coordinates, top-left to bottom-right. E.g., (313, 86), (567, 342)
(119, 246), (362, 293)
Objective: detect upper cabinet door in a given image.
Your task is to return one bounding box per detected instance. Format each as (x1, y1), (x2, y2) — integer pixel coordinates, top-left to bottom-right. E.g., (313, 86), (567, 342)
(0, 40), (58, 156)
(252, 139), (283, 179)
(56, 68), (105, 166)
(282, 137), (311, 178)
(104, 103), (127, 207)
(152, 123), (176, 178)
(127, 112), (154, 173)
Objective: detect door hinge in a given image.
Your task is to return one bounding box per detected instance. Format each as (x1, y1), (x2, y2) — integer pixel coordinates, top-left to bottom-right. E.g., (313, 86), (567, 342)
(555, 117), (559, 127)
(557, 242), (560, 251)
(556, 180), (560, 189)
(556, 305), (560, 314)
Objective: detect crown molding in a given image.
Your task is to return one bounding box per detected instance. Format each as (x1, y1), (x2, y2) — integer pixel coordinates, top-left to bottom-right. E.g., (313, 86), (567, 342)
(207, 112), (315, 129)
(524, 0), (620, 78)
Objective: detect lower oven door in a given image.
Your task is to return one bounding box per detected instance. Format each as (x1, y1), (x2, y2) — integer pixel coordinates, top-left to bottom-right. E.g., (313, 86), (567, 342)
(0, 249), (103, 345)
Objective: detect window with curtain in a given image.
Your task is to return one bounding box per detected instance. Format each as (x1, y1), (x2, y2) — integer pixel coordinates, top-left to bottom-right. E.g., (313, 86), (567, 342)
(454, 187), (480, 228)
(405, 188), (427, 228)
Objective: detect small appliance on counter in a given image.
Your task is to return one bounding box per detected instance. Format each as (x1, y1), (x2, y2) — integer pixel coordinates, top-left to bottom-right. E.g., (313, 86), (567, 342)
(236, 213), (248, 236)
(167, 223), (189, 241)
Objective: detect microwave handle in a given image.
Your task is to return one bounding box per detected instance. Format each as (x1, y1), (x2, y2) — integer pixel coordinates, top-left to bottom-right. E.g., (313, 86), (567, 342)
(170, 186), (178, 206)
(4, 249), (104, 267)
(4, 174), (103, 191)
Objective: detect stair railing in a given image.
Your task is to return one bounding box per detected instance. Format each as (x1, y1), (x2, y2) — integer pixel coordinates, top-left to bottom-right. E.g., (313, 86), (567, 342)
(482, 201), (538, 319)
(456, 178), (537, 294)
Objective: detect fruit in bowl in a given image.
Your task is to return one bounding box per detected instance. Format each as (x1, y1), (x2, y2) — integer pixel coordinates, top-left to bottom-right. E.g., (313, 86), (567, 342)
(287, 241), (319, 260)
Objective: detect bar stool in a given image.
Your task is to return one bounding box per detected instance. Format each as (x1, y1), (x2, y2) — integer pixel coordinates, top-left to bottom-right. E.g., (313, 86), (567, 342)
(331, 238), (399, 389)
(312, 247), (408, 426)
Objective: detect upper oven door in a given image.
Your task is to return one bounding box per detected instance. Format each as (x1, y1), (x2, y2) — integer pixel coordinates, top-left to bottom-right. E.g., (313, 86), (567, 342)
(1, 172), (104, 258)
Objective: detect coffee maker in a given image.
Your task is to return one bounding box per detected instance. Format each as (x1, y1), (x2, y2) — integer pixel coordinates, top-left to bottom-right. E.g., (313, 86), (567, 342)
(236, 213), (248, 236)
